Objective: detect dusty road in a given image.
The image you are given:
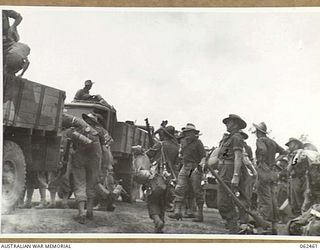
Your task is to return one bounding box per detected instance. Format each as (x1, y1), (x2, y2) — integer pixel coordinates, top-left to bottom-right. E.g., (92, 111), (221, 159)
(1, 200), (288, 235)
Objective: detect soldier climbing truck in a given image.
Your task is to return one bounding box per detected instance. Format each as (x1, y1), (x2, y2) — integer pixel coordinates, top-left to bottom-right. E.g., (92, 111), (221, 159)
(64, 101), (150, 202)
(3, 74), (65, 214)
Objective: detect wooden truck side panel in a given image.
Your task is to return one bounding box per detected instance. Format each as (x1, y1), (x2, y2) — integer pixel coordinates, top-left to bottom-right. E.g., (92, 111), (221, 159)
(3, 76), (65, 131)
(3, 75), (65, 172)
(111, 122), (149, 155)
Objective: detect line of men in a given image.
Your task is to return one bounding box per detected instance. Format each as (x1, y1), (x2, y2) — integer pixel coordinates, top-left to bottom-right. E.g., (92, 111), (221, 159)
(139, 114), (320, 234)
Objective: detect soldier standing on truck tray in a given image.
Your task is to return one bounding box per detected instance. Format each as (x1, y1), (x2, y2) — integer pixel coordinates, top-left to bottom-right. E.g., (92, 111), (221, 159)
(286, 137), (306, 217)
(146, 125), (180, 232)
(168, 123), (206, 222)
(2, 10), (22, 54)
(253, 121), (285, 234)
(216, 114), (248, 233)
(73, 80), (110, 107)
(62, 112), (103, 224)
(2, 10), (30, 77)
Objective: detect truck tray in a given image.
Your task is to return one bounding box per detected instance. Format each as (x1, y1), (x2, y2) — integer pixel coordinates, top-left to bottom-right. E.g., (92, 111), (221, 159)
(111, 122), (149, 155)
(3, 75), (65, 132)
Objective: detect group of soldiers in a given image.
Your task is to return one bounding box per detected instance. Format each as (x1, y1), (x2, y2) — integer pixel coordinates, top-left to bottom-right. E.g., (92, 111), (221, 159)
(134, 114), (320, 235)
(14, 79), (320, 235)
(4, 10), (320, 235)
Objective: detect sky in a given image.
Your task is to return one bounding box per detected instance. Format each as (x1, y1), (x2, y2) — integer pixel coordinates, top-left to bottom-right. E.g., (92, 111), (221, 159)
(4, 6), (320, 150)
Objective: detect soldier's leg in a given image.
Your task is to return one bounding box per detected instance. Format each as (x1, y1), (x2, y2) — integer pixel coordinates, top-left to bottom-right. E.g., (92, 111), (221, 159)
(238, 177), (251, 225)
(35, 171), (48, 209)
(290, 178), (303, 216)
(21, 171), (35, 208)
(47, 171), (59, 208)
(147, 193), (165, 233)
(191, 168), (204, 222)
(218, 183), (238, 233)
(72, 164), (87, 223)
(85, 145), (101, 219)
(256, 181), (276, 234)
(169, 164), (192, 220)
(270, 184), (280, 235)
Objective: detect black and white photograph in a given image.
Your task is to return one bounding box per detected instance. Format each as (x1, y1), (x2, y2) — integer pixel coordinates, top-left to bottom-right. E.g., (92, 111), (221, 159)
(2, 5), (320, 237)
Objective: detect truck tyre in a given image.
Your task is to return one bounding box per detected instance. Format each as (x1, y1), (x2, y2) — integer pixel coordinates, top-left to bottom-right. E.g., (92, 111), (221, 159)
(2, 140), (26, 214)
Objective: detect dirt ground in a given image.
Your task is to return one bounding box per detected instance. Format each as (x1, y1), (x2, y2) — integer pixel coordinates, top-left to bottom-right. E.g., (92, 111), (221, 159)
(1, 199), (289, 235)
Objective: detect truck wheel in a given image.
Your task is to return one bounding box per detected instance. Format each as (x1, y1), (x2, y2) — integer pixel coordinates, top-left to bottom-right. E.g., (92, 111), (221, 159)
(2, 140), (26, 214)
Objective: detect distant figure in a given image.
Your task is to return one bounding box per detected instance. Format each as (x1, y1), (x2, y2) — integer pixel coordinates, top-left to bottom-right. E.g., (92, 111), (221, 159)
(73, 80), (110, 107)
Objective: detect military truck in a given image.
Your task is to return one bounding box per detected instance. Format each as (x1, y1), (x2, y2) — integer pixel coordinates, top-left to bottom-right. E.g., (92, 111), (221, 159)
(64, 101), (149, 202)
(203, 175), (218, 209)
(3, 74), (65, 213)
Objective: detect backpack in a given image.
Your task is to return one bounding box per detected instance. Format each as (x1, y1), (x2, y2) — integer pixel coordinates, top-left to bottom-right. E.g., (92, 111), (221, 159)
(287, 204), (320, 235)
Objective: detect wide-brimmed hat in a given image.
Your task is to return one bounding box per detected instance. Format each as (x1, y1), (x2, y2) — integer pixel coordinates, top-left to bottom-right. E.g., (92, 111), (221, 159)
(84, 80), (94, 86)
(222, 114), (247, 129)
(253, 122), (268, 134)
(285, 137), (303, 147)
(239, 130), (248, 140)
(82, 112), (100, 126)
(181, 123), (200, 133)
(303, 143), (318, 152)
(155, 125), (176, 139)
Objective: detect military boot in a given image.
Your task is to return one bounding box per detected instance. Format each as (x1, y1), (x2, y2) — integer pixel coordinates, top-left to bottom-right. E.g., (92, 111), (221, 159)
(86, 198), (94, 220)
(168, 201), (183, 220)
(152, 215), (164, 233)
(78, 201), (86, 224)
(192, 204), (204, 222)
(271, 222), (278, 235)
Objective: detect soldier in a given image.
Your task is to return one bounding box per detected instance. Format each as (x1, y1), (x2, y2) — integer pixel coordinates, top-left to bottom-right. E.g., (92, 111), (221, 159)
(73, 80), (95, 101)
(217, 114), (247, 233)
(253, 122), (285, 234)
(294, 143), (320, 213)
(145, 125), (179, 232)
(169, 123), (206, 222)
(84, 113), (116, 211)
(73, 80), (110, 106)
(62, 112), (103, 224)
(239, 130), (257, 218)
(286, 137), (306, 216)
(2, 10), (22, 54)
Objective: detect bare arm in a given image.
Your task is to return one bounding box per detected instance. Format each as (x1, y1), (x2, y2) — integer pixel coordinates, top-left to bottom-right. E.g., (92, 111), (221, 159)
(18, 58), (29, 77)
(6, 10), (23, 27)
(234, 150), (242, 176)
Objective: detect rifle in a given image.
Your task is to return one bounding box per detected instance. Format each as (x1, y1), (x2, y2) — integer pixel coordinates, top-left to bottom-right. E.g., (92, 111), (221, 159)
(160, 142), (177, 180)
(145, 118), (154, 147)
(59, 139), (71, 177)
(205, 160), (270, 228)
